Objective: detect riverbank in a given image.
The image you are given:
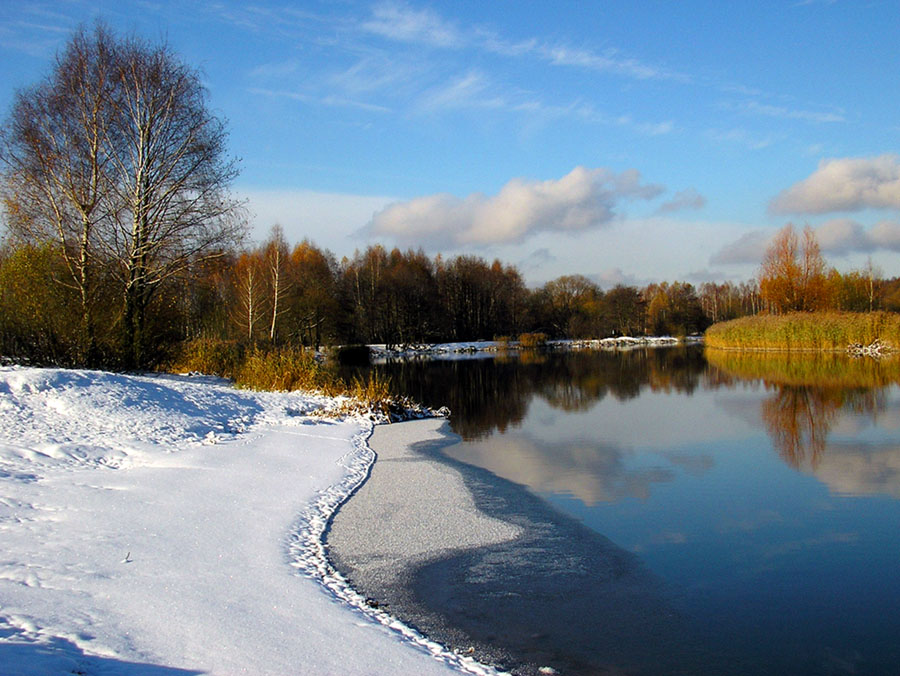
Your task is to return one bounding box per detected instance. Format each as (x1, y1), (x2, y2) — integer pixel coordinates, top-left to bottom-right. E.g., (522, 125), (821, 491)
(0, 367), (477, 675)
(368, 336), (699, 360)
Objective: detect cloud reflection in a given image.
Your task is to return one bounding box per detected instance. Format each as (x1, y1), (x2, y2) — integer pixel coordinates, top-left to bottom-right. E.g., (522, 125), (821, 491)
(443, 433), (674, 505)
(808, 443), (900, 498)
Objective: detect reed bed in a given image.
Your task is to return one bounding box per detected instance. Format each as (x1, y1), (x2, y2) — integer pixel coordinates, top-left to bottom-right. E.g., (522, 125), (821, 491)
(169, 339), (396, 413)
(704, 312), (900, 352)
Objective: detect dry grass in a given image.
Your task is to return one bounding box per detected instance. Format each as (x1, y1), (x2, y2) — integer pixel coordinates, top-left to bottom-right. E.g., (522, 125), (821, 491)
(704, 311), (900, 351)
(518, 332), (548, 349)
(168, 338), (245, 379)
(168, 338), (436, 421)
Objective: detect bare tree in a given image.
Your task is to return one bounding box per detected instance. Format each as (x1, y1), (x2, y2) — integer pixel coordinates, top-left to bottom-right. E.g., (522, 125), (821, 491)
(0, 22), (246, 367)
(103, 33), (245, 366)
(0, 25), (119, 362)
(263, 225), (291, 343)
(232, 251), (267, 344)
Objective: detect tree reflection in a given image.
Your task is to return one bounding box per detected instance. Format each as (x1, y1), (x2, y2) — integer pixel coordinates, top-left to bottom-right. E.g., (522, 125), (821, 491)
(761, 386), (842, 468)
(349, 346), (708, 439)
(707, 349), (895, 471)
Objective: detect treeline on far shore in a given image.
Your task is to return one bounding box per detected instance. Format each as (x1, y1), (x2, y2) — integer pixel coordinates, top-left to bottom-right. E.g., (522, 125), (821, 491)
(4, 225), (900, 371)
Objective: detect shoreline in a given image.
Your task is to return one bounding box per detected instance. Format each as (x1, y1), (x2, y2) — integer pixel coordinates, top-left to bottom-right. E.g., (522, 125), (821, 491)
(327, 418), (701, 676)
(323, 419), (520, 674)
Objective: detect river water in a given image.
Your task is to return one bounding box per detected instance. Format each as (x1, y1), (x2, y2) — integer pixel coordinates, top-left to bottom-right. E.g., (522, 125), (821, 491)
(338, 346), (900, 675)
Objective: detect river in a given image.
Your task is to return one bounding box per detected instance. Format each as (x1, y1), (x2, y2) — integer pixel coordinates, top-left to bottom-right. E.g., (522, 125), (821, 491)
(333, 346), (900, 675)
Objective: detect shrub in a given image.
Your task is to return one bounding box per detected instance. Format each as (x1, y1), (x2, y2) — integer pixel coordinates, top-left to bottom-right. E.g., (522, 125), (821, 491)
(518, 332), (548, 349)
(169, 338), (245, 379)
(234, 346), (331, 392)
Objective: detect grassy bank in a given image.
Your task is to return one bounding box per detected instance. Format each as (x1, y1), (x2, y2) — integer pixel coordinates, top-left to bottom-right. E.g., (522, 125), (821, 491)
(704, 312), (900, 351)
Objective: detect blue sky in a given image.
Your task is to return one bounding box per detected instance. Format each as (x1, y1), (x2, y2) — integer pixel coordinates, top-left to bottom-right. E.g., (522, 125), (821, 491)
(2, 0), (899, 287)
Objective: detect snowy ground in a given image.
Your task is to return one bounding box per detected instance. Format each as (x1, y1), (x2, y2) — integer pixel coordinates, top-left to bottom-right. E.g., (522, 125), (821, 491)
(0, 366), (498, 675)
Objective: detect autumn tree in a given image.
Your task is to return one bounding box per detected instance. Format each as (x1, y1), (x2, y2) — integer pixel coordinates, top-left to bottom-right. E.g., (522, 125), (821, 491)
(536, 274), (602, 338)
(644, 282), (707, 336)
(289, 240), (338, 348)
(759, 224), (828, 313)
(604, 285), (645, 336)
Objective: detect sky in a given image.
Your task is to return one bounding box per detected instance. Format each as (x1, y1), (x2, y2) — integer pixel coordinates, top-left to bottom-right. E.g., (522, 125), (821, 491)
(1, 0), (899, 288)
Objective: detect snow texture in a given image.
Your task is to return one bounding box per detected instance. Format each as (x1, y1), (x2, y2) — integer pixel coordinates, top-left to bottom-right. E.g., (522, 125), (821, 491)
(0, 366), (499, 675)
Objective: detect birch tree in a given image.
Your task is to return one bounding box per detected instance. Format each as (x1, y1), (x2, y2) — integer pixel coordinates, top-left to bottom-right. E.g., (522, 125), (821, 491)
(0, 25), (119, 362)
(0, 23), (245, 367)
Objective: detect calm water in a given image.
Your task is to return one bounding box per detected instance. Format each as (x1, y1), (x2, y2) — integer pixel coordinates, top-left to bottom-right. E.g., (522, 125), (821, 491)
(348, 347), (900, 675)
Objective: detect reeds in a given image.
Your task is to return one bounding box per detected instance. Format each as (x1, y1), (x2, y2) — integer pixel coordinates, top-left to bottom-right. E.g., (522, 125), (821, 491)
(704, 312), (900, 352)
(518, 332), (548, 349)
(167, 339), (415, 419)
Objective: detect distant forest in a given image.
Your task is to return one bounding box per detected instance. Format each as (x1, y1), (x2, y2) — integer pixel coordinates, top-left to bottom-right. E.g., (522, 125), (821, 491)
(3, 222), (900, 369)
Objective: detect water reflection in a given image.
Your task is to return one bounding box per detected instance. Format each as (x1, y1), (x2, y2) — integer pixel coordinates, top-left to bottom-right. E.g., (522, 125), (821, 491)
(354, 347), (709, 440)
(443, 435), (675, 505)
(811, 442), (900, 497)
(707, 349), (900, 497)
(356, 347), (900, 674)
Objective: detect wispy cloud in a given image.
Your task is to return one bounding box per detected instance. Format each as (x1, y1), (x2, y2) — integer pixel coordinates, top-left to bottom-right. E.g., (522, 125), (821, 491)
(249, 87), (392, 114)
(413, 71), (675, 136)
(359, 1), (685, 83)
(706, 127), (777, 150)
(538, 44), (686, 82)
(726, 99), (845, 124)
(361, 1), (464, 47)
(366, 166), (664, 248)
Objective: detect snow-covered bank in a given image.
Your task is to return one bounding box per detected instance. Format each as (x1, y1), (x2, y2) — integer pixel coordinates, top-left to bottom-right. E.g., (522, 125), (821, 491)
(368, 336), (701, 360)
(0, 367), (486, 675)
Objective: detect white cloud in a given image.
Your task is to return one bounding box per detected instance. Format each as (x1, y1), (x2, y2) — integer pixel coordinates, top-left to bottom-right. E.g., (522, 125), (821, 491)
(657, 188), (706, 214)
(770, 154), (900, 214)
(814, 218), (870, 254)
(591, 267), (643, 290)
(868, 220), (900, 250)
(366, 166), (664, 248)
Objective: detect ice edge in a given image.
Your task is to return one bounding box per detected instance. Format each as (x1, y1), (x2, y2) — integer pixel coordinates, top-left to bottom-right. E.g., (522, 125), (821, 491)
(286, 421), (507, 676)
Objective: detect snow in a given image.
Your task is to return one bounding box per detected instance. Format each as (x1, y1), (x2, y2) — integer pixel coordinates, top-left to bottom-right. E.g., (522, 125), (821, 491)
(0, 366), (499, 675)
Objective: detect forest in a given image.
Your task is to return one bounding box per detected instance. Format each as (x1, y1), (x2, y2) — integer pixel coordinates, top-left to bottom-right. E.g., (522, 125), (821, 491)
(3, 222), (900, 369)
(2, 24), (900, 371)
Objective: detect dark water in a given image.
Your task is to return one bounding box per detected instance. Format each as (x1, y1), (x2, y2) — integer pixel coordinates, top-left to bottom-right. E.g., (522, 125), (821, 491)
(345, 347), (900, 675)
